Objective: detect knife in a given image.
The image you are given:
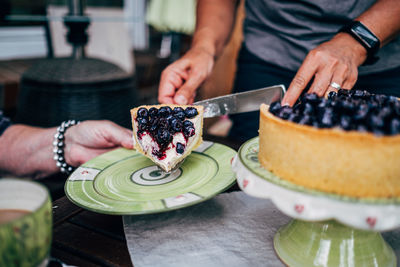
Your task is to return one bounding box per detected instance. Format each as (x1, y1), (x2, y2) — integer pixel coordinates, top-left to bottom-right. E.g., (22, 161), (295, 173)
(194, 84), (286, 118)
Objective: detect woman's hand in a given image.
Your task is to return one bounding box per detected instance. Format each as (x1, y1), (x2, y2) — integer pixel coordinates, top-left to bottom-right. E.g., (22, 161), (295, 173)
(158, 47), (215, 105)
(64, 120), (133, 166)
(282, 32), (368, 106)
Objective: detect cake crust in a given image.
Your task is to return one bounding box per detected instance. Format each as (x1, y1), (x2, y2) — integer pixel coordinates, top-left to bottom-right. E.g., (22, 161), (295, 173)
(259, 104), (400, 198)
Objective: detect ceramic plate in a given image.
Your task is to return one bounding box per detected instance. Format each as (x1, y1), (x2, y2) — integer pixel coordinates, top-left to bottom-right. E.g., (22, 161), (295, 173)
(232, 137), (400, 231)
(65, 141), (236, 215)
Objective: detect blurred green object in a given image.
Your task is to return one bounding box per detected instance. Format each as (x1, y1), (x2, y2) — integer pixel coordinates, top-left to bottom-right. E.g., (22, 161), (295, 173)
(146, 0), (196, 35)
(0, 179), (52, 267)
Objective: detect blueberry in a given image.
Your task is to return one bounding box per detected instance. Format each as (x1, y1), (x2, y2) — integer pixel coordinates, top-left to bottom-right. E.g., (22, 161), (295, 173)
(288, 113), (299, 123)
(327, 91), (337, 100)
(278, 106), (292, 120)
(379, 107), (392, 119)
(373, 129), (385, 136)
(338, 89), (349, 96)
(183, 126), (195, 138)
(137, 117), (148, 130)
(150, 124), (158, 133)
(157, 129), (171, 144)
(149, 107), (158, 117)
(341, 100), (355, 112)
(184, 107), (198, 118)
(354, 104), (369, 121)
(158, 117), (169, 129)
(302, 93), (319, 103)
(137, 107), (148, 118)
(175, 111), (186, 120)
(303, 102), (314, 115)
(176, 143), (185, 154)
(321, 111), (333, 127)
(357, 125), (368, 132)
(170, 118), (182, 132)
(394, 101), (400, 116)
(352, 90), (365, 98)
(183, 120), (194, 128)
(166, 115), (175, 123)
(374, 94), (388, 105)
(269, 101), (282, 115)
(390, 118), (400, 135)
(158, 106), (172, 117)
(369, 114), (385, 128)
(340, 115), (352, 130)
(298, 115), (312, 125)
(173, 107), (184, 114)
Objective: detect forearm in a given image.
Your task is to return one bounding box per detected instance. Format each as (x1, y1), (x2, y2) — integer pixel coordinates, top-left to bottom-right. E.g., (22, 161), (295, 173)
(0, 125), (58, 178)
(192, 0), (238, 58)
(357, 0), (400, 46)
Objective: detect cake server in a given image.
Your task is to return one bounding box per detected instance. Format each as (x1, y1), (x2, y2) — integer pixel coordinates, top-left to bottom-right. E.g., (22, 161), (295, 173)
(194, 84), (286, 118)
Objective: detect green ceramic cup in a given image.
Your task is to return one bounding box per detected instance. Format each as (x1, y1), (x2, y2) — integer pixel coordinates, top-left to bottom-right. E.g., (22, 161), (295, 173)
(0, 178), (52, 267)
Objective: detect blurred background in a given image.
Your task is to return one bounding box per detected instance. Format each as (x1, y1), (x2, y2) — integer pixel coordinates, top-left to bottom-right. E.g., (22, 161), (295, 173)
(0, 0), (244, 135)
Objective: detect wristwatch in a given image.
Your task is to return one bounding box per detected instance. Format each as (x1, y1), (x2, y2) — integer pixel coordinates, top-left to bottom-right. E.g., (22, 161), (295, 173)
(339, 21), (380, 65)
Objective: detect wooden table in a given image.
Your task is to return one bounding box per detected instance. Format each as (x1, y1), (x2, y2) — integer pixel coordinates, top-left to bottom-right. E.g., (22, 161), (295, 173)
(51, 196), (133, 267)
(49, 135), (243, 267)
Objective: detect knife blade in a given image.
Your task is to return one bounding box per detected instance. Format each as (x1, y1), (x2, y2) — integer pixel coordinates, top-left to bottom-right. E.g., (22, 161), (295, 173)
(194, 84), (286, 118)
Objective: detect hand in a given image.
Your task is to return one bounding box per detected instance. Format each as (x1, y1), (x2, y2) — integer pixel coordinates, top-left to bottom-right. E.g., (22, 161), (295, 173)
(282, 33), (368, 106)
(64, 120), (133, 166)
(158, 47), (215, 104)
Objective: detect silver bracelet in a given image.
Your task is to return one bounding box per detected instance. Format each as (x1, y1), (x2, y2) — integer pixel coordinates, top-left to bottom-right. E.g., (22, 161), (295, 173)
(53, 120), (80, 174)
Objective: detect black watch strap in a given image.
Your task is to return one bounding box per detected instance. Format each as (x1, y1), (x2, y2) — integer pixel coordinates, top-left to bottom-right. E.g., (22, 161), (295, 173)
(339, 21), (380, 65)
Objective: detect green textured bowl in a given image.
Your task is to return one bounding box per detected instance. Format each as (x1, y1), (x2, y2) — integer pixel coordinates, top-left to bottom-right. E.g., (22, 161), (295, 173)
(0, 178), (52, 267)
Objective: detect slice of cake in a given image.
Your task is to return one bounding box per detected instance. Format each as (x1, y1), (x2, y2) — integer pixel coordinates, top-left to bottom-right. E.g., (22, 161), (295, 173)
(259, 90), (400, 198)
(131, 104), (204, 172)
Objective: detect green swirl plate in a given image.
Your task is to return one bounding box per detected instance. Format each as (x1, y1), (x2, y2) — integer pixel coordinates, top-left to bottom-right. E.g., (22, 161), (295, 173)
(65, 141), (236, 215)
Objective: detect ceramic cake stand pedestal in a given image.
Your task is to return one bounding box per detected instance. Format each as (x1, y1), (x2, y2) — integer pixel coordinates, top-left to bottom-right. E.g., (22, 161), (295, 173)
(232, 137), (400, 267)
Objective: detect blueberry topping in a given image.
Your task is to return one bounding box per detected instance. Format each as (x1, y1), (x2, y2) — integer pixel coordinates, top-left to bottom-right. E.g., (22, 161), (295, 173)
(158, 106), (172, 117)
(173, 107), (185, 114)
(137, 107), (148, 118)
(136, 105), (200, 159)
(157, 129), (171, 145)
(340, 115), (352, 130)
(268, 90), (400, 136)
(149, 107), (158, 117)
(183, 120), (194, 128)
(184, 126), (195, 138)
(269, 101), (282, 115)
(278, 106), (293, 120)
(184, 107), (198, 118)
(174, 111), (186, 120)
(137, 117), (148, 131)
(327, 91), (337, 100)
(391, 118), (400, 135)
(170, 118), (182, 132)
(176, 143), (185, 154)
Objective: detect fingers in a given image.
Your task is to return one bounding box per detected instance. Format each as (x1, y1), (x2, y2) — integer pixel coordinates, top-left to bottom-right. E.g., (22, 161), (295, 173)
(67, 146), (117, 166)
(174, 68), (208, 104)
(282, 55), (318, 106)
(102, 121), (134, 149)
(158, 60), (190, 104)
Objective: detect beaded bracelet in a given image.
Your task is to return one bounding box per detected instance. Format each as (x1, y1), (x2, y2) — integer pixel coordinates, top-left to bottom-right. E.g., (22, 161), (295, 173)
(53, 120), (80, 174)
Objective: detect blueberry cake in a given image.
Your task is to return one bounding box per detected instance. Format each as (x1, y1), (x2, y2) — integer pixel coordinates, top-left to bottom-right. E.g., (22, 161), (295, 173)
(131, 105), (203, 172)
(259, 89), (400, 198)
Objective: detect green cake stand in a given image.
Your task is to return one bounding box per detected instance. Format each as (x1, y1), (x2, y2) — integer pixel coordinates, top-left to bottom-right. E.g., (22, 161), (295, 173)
(232, 137), (400, 267)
